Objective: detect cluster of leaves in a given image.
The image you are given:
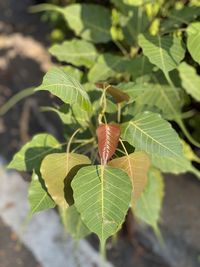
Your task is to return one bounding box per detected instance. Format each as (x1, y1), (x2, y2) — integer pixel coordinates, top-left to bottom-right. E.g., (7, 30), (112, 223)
(7, 0), (200, 256)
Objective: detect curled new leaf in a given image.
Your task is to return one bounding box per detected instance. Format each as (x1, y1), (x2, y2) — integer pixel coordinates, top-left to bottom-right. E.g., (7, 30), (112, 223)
(95, 82), (130, 103)
(97, 123), (121, 164)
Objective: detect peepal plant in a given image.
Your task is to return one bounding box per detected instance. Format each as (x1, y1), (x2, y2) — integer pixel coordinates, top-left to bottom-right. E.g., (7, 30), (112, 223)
(3, 0), (200, 256)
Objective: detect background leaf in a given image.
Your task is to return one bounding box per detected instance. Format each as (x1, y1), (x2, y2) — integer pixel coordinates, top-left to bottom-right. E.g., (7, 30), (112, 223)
(66, 205), (91, 240)
(109, 152), (150, 202)
(151, 154), (198, 175)
(72, 165), (132, 245)
(121, 82), (182, 120)
(187, 22), (200, 64)
(179, 62), (200, 102)
(160, 6), (200, 33)
(40, 153), (91, 209)
(35, 68), (92, 112)
(134, 168), (164, 230)
(8, 134), (59, 171)
(49, 39), (98, 68)
(138, 34), (185, 74)
(61, 4), (112, 43)
(121, 112), (183, 157)
(28, 172), (55, 216)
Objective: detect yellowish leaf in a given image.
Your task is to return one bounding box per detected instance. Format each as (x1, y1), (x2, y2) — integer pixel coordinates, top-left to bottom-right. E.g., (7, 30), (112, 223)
(40, 153), (91, 209)
(109, 152), (150, 202)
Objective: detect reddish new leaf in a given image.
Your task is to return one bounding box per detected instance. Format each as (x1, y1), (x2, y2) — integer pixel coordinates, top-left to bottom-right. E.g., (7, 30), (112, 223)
(97, 123), (121, 164)
(95, 82), (130, 103)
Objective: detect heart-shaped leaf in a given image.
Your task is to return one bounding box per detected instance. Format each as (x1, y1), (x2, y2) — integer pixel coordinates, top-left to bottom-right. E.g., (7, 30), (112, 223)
(97, 123), (121, 164)
(138, 34), (185, 74)
(72, 165), (132, 246)
(121, 112), (183, 157)
(40, 153), (91, 209)
(109, 152), (150, 202)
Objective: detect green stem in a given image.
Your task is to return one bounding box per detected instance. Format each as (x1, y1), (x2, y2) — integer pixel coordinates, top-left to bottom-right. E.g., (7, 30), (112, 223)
(153, 225), (165, 248)
(66, 128), (81, 154)
(114, 40), (129, 58)
(164, 72), (200, 148)
(177, 119), (200, 148)
(100, 239), (106, 262)
(0, 87), (35, 116)
(29, 3), (62, 13)
(191, 167), (200, 180)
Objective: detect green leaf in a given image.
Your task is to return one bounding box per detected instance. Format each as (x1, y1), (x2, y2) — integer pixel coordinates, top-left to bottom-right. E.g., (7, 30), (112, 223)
(133, 83), (182, 120)
(61, 66), (83, 82)
(151, 154), (195, 174)
(134, 168), (164, 230)
(66, 205), (91, 240)
(28, 172), (55, 215)
(35, 68), (92, 112)
(179, 62), (200, 102)
(8, 134), (59, 171)
(88, 54), (153, 82)
(49, 39), (98, 68)
(121, 112), (183, 157)
(88, 53), (129, 82)
(123, 0), (155, 6)
(138, 34), (185, 74)
(40, 153), (91, 209)
(61, 4), (111, 43)
(160, 6), (200, 33)
(187, 22), (200, 64)
(72, 165), (132, 245)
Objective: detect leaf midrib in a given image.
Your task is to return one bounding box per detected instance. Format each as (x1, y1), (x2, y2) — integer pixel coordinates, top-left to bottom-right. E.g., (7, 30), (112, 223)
(129, 120), (180, 157)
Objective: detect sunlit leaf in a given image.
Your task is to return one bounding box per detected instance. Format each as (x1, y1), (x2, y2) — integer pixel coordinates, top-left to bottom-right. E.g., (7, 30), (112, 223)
(60, 66), (83, 82)
(72, 165), (132, 246)
(134, 168), (164, 230)
(62, 4), (111, 43)
(121, 112), (183, 157)
(40, 153), (91, 209)
(97, 123), (121, 164)
(35, 68), (92, 112)
(109, 152), (150, 202)
(8, 134), (60, 171)
(49, 39), (98, 68)
(28, 172), (55, 215)
(179, 62), (200, 102)
(138, 34), (185, 74)
(187, 22), (200, 64)
(66, 205), (91, 240)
